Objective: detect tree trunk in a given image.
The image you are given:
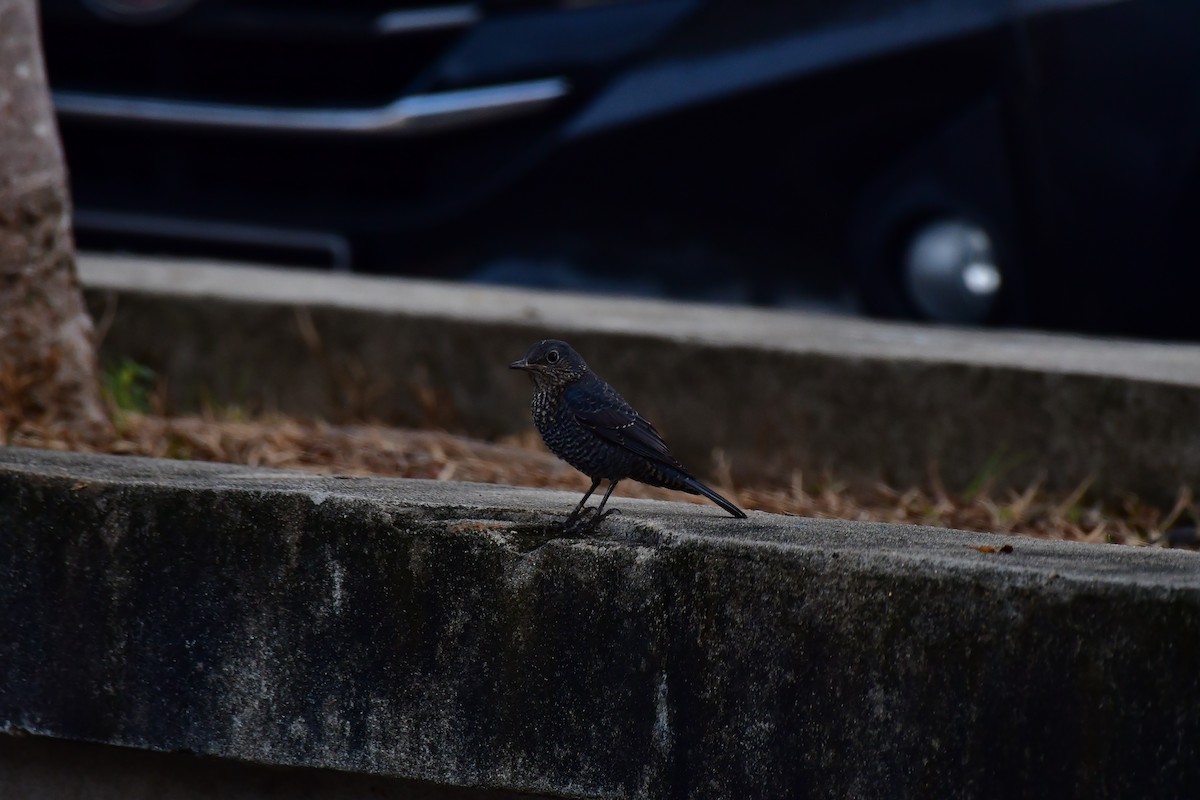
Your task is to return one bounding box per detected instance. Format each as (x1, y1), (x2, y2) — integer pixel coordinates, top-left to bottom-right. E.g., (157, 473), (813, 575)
(0, 0), (111, 440)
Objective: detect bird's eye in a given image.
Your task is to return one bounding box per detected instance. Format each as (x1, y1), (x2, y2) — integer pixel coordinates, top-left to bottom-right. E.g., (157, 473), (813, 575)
(546, 350), (561, 364)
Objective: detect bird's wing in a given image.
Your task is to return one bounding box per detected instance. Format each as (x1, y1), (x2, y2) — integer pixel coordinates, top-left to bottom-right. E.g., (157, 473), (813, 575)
(569, 389), (681, 467)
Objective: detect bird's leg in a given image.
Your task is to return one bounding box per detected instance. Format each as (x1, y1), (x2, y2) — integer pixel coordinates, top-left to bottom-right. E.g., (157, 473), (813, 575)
(572, 480), (622, 532)
(593, 480), (619, 517)
(562, 479), (601, 529)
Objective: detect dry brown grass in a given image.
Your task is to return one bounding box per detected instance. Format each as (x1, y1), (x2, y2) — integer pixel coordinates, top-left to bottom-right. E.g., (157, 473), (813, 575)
(5, 407), (1194, 547)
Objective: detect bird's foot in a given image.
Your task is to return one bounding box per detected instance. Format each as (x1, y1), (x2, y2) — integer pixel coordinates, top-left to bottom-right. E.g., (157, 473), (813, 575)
(560, 507), (620, 535)
(559, 507), (589, 533)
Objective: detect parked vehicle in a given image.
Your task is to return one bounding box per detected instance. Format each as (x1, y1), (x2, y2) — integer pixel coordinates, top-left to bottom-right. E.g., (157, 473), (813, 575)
(40, 0), (1200, 337)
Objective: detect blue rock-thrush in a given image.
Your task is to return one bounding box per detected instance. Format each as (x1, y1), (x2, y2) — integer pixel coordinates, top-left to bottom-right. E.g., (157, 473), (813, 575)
(510, 339), (747, 527)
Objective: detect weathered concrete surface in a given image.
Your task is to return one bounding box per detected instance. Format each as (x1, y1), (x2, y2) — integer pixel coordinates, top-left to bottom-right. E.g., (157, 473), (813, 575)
(80, 254), (1200, 504)
(3, 446), (1200, 799)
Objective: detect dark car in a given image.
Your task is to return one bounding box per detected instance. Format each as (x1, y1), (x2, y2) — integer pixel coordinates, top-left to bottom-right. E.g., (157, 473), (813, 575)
(39, 0), (1200, 337)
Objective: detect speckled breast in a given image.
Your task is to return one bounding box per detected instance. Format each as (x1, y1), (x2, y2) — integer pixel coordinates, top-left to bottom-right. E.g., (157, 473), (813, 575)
(531, 388), (632, 481)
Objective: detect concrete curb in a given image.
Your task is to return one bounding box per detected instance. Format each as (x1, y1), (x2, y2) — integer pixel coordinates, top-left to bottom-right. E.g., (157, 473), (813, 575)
(3, 446), (1199, 798)
(80, 254), (1200, 504)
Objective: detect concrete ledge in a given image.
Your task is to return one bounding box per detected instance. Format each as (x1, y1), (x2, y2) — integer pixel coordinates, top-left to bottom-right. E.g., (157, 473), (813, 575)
(3, 446), (1199, 798)
(80, 254), (1200, 503)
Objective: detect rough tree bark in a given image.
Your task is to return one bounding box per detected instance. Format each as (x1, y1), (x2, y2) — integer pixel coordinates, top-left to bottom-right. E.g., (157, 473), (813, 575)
(0, 0), (110, 439)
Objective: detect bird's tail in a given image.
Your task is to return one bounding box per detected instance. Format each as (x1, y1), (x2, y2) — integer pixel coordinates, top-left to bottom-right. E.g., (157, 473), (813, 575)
(682, 475), (747, 519)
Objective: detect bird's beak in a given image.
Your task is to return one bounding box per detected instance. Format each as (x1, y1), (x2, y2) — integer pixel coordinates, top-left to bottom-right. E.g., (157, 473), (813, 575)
(509, 358), (531, 371)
